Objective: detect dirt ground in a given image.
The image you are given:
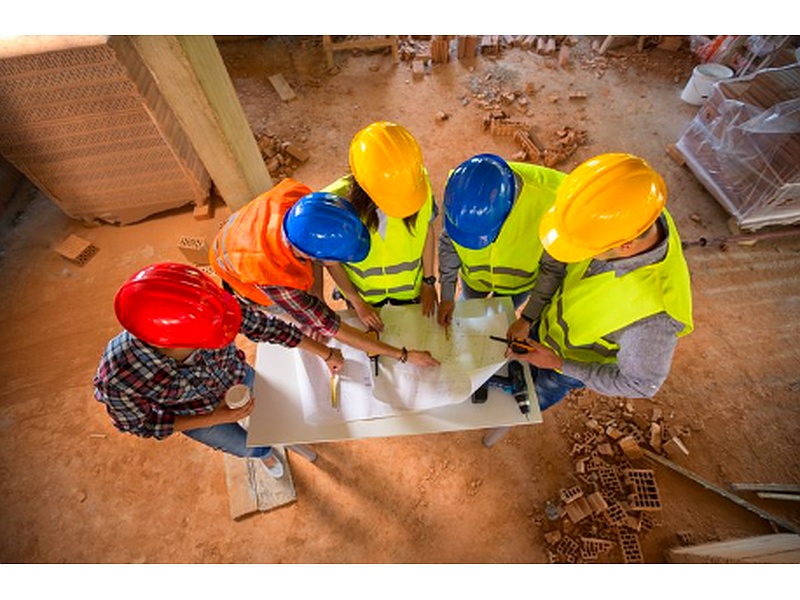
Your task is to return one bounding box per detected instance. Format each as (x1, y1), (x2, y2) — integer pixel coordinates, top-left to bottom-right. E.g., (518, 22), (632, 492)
(0, 35), (799, 565)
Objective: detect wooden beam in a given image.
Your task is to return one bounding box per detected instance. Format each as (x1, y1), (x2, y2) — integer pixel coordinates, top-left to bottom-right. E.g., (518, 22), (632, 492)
(124, 35), (271, 213)
(642, 449), (800, 534)
(323, 35), (398, 69)
(729, 482), (800, 494)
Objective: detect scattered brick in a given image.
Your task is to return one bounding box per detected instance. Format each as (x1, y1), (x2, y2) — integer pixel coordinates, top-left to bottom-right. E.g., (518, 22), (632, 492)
(580, 537), (614, 561)
(555, 535), (580, 563)
(586, 491), (609, 515)
(544, 529), (562, 545)
(663, 436), (690, 456)
(285, 143), (310, 163)
(565, 496), (593, 524)
(618, 528), (644, 564)
(178, 236), (210, 265)
(561, 485), (584, 504)
(649, 422), (663, 452)
(605, 502), (628, 527)
(618, 435), (644, 461)
(193, 202), (213, 221)
(54, 234), (99, 266)
(624, 469), (663, 511)
(597, 442), (614, 456)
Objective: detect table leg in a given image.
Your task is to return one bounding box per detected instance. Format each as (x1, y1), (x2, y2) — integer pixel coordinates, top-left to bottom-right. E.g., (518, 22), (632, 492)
(287, 443), (318, 463)
(482, 426), (511, 448)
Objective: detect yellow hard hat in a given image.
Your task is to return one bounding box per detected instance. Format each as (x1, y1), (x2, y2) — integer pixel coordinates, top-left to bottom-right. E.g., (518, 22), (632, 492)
(349, 121), (427, 219)
(539, 153), (667, 263)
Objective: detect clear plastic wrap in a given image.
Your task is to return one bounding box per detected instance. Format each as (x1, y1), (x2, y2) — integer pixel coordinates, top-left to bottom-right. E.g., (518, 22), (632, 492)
(676, 65), (800, 230)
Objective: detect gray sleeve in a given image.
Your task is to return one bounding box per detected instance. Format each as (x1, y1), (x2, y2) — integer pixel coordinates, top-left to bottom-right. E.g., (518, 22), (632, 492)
(522, 251), (566, 323)
(438, 228), (461, 302)
(560, 312), (684, 398)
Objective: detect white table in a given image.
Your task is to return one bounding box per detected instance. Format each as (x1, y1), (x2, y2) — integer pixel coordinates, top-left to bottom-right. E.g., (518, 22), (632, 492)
(246, 298), (542, 449)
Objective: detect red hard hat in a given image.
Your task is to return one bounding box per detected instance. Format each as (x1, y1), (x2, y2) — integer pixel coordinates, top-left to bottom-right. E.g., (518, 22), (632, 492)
(114, 262), (242, 349)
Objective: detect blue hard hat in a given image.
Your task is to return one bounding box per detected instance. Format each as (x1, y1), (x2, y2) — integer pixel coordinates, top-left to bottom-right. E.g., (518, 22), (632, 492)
(283, 192), (370, 262)
(443, 154), (515, 250)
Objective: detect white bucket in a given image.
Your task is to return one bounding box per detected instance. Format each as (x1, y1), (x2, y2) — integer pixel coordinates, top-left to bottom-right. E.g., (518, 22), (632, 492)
(680, 63), (734, 106)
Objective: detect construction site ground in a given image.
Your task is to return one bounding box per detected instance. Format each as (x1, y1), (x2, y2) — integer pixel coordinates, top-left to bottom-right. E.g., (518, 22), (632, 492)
(1, 35), (799, 566)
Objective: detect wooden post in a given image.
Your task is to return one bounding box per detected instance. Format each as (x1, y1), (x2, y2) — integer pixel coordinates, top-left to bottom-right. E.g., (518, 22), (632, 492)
(123, 35), (271, 213)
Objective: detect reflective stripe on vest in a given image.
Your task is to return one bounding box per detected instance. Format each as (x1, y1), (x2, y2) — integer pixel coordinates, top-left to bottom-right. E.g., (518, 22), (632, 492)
(210, 179), (314, 306)
(323, 174), (433, 304)
(538, 210), (694, 365)
(455, 162), (564, 294)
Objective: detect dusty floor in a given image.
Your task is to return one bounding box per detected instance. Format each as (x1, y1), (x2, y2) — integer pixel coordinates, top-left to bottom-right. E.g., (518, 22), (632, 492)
(0, 35), (799, 564)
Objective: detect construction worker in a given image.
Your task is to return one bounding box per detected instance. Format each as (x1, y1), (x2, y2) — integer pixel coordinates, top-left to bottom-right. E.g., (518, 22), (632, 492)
(322, 121), (438, 333)
(211, 178), (440, 368)
(93, 262), (341, 479)
(437, 153), (567, 328)
(505, 153), (694, 410)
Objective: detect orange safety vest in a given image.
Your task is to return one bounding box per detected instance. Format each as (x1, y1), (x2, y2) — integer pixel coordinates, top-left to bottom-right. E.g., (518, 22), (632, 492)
(210, 179), (315, 306)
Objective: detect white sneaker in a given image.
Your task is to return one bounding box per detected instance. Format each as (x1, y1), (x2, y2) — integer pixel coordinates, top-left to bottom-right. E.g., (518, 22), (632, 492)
(261, 453), (284, 479)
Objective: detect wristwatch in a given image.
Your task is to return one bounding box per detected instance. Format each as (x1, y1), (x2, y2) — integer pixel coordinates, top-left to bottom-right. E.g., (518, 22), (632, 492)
(422, 275), (437, 286)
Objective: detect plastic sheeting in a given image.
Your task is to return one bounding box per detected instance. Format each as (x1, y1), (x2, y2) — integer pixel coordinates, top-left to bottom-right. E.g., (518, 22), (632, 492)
(677, 64), (800, 230)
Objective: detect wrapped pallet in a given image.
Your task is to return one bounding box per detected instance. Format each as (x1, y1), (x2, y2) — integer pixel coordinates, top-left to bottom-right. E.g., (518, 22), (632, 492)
(0, 36), (211, 225)
(676, 64), (800, 231)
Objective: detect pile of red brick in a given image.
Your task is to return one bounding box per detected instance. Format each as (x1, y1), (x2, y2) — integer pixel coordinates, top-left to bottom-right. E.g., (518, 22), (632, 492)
(542, 392), (691, 563)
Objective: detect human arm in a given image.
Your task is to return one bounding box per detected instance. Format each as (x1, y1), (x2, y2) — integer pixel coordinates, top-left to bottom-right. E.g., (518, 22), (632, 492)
(325, 262), (383, 332)
(239, 296), (344, 374)
(513, 313), (683, 398)
(437, 228), (461, 326)
(507, 251), (567, 340)
(334, 320), (440, 367)
(419, 221), (439, 318)
(173, 400), (255, 431)
(258, 285), (341, 339)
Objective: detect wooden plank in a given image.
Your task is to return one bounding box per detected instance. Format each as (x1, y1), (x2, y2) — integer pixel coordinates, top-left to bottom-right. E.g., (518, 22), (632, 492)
(223, 453), (257, 520)
(223, 446), (296, 520)
(667, 533), (800, 563)
(268, 73), (296, 102)
(757, 492), (800, 502)
(642, 449), (800, 534)
(729, 482), (800, 494)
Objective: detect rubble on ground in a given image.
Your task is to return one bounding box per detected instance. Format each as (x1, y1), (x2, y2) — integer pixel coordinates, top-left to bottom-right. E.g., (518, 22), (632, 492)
(540, 390), (692, 563)
(255, 133), (310, 180)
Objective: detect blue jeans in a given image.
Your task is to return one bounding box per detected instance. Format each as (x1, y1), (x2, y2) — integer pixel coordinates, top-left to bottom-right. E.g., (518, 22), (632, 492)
(525, 328), (585, 411)
(529, 365), (585, 412)
(459, 282), (530, 311)
(182, 365), (274, 459)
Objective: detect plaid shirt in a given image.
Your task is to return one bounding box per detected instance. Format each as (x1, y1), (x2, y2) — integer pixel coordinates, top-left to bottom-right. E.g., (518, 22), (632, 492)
(93, 302), (303, 440)
(259, 285), (341, 338)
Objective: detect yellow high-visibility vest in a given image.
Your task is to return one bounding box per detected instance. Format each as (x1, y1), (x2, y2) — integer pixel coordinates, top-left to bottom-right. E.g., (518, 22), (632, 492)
(323, 174), (434, 304)
(454, 162), (565, 295)
(539, 210), (694, 365)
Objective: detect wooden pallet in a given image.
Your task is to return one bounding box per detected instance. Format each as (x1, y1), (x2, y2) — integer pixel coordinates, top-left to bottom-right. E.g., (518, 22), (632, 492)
(223, 446), (296, 520)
